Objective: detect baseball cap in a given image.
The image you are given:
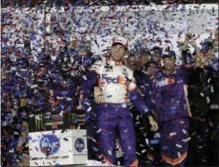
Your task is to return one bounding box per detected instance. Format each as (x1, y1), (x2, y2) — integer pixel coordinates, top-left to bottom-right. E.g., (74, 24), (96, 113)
(162, 50), (176, 59)
(145, 61), (158, 70)
(151, 46), (162, 51)
(112, 36), (128, 50)
(150, 46), (162, 56)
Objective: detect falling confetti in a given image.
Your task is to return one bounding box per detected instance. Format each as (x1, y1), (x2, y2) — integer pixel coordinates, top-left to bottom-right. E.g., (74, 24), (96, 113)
(1, 1), (218, 167)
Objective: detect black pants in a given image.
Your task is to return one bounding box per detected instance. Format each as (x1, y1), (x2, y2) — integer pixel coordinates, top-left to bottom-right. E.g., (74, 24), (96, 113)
(131, 108), (162, 166)
(185, 116), (219, 166)
(208, 110), (219, 166)
(185, 117), (209, 166)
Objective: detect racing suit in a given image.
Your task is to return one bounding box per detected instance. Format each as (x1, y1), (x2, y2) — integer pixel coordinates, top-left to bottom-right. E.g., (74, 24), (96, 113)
(152, 66), (191, 166)
(81, 58), (152, 166)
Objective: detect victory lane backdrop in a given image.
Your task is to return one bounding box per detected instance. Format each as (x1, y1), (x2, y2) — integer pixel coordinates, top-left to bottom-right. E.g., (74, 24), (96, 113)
(1, 1), (218, 166)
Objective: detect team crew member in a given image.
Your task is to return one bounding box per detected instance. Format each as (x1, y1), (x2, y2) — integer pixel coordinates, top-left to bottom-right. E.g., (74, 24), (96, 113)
(81, 36), (158, 166)
(143, 61), (163, 165)
(152, 50), (191, 166)
(150, 46), (163, 66)
(126, 55), (156, 166)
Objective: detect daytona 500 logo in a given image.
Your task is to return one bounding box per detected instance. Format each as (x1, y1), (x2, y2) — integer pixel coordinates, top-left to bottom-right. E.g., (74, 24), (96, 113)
(74, 138), (85, 152)
(40, 134), (60, 156)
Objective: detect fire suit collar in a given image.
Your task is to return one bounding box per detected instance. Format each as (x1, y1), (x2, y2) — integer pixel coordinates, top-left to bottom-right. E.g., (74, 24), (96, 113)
(163, 68), (177, 75)
(109, 58), (123, 66)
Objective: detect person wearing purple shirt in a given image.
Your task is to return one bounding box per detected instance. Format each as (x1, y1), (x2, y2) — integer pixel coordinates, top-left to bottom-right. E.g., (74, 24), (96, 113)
(152, 50), (191, 166)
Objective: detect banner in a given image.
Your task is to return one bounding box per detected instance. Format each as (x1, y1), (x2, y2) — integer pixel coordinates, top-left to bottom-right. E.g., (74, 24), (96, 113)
(29, 129), (87, 166)
(29, 110), (86, 132)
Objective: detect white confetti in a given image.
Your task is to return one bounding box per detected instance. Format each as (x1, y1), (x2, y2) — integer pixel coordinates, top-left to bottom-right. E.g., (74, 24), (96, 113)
(177, 152), (181, 158)
(31, 84), (38, 88)
(141, 149), (147, 153)
(97, 129), (102, 133)
(66, 97), (72, 101)
(29, 114), (34, 117)
(210, 86), (214, 93)
(136, 152), (140, 155)
(83, 75), (87, 80)
(191, 132), (196, 136)
(108, 150), (112, 156)
(92, 137), (97, 142)
(206, 96), (210, 104)
(182, 137), (191, 142)
(176, 144), (182, 148)
(9, 149), (14, 153)
(146, 139), (149, 145)
(154, 132), (161, 138)
(86, 106), (92, 113)
(169, 132), (177, 136)
(14, 131), (19, 135)
(59, 110), (64, 117)
(182, 129), (187, 134)
(84, 102), (91, 106)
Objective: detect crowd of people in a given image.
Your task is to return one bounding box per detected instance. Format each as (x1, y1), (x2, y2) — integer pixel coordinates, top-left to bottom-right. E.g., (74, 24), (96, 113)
(1, 1), (218, 167)
(1, 34), (102, 165)
(81, 31), (218, 166)
(1, 0), (205, 8)
(124, 32), (219, 166)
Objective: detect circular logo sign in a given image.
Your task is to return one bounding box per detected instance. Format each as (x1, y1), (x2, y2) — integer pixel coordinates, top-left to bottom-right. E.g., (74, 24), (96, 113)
(74, 138), (85, 152)
(39, 134), (60, 156)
